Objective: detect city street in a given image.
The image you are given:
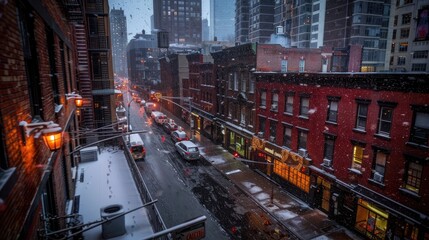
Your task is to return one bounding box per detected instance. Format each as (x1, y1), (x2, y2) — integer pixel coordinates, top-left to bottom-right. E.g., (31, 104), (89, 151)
(125, 94), (292, 239)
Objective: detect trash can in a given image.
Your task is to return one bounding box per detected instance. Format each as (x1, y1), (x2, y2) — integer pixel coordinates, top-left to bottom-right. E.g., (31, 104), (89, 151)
(100, 204), (126, 238)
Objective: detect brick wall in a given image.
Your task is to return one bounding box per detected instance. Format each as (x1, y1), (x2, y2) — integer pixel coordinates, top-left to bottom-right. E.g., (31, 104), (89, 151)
(0, 0), (77, 238)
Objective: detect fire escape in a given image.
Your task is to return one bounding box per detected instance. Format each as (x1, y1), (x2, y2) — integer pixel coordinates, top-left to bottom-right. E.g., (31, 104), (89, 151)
(62, 0), (95, 130)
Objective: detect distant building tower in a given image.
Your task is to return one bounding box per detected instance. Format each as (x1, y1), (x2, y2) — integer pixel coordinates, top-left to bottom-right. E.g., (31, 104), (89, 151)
(387, 0), (429, 72)
(324, 0), (390, 72)
(110, 7), (128, 77)
(202, 18), (209, 41)
(210, 0), (235, 42)
(127, 31), (160, 93)
(248, 0), (275, 43)
(153, 0), (202, 45)
(235, 0), (250, 44)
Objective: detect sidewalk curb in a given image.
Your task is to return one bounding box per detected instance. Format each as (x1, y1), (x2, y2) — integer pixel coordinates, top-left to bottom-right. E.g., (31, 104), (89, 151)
(200, 154), (301, 240)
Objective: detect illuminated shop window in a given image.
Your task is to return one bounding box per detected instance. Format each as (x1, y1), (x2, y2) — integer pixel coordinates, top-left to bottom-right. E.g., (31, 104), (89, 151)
(355, 199), (388, 239)
(273, 160), (310, 192)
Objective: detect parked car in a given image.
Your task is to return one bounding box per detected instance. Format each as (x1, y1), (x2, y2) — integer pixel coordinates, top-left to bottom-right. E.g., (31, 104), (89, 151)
(151, 111), (168, 125)
(144, 102), (156, 114)
(175, 140), (200, 161)
(163, 119), (179, 133)
(171, 129), (188, 143)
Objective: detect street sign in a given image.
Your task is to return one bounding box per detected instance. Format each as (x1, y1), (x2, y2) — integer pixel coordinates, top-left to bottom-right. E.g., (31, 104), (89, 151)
(172, 221), (205, 240)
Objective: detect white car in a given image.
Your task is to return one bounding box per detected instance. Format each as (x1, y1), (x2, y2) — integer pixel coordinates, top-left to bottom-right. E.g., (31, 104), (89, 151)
(151, 111), (167, 125)
(171, 129), (188, 143)
(175, 141), (200, 161)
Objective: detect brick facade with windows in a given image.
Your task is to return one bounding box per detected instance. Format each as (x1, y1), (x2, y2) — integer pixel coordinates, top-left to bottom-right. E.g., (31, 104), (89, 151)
(254, 72), (429, 239)
(0, 0), (81, 238)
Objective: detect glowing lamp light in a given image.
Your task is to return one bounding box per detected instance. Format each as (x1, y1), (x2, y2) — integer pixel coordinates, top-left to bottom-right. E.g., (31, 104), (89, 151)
(42, 128), (63, 151)
(19, 121), (63, 151)
(65, 93), (83, 108)
(74, 98), (83, 108)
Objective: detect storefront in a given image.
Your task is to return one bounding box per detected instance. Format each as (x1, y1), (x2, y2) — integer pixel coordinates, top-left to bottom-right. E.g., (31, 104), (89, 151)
(251, 136), (311, 199)
(191, 108), (215, 140)
(355, 199), (389, 239)
(352, 186), (429, 240)
(224, 122), (253, 160)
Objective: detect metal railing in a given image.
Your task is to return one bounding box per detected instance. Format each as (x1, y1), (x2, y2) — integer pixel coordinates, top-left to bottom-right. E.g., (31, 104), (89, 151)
(122, 136), (170, 239)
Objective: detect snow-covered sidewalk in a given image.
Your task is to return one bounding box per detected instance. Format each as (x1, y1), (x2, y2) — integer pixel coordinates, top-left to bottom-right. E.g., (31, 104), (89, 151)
(75, 147), (154, 239)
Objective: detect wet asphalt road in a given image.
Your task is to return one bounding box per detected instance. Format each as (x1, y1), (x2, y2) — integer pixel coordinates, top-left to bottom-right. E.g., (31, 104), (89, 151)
(127, 99), (291, 239)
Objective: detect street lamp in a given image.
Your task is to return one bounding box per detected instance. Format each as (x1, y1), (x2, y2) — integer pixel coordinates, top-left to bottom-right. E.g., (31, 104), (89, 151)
(19, 121), (63, 151)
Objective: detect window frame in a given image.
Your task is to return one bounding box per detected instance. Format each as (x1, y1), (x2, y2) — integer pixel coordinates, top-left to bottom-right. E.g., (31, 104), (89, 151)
(260, 91), (267, 107)
(326, 97), (340, 123)
(355, 99), (370, 131)
(299, 95), (310, 118)
(371, 148), (388, 183)
(285, 93), (294, 114)
(403, 160), (423, 194)
(297, 129), (308, 150)
(409, 106), (429, 146)
(377, 101), (397, 137)
(282, 124), (292, 149)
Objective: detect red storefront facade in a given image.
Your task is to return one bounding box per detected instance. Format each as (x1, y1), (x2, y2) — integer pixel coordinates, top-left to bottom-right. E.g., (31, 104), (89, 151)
(254, 72), (429, 239)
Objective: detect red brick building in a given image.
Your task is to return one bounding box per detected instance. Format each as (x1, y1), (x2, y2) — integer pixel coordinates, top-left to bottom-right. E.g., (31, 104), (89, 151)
(0, 0), (81, 238)
(253, 72), (429, 239)
(186, 53), (216, 139)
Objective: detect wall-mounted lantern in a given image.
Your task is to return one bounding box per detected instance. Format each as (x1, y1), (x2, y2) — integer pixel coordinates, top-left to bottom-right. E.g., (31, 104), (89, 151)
(66, 93), (83, 108)
(19, 121), (63, 151)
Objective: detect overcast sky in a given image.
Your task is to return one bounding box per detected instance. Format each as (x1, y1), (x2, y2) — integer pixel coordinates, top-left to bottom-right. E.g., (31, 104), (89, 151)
(108, 0), (209, 42)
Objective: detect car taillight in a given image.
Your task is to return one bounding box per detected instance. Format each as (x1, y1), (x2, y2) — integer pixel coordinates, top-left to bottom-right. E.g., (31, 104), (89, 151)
(185, 152), (190, 155)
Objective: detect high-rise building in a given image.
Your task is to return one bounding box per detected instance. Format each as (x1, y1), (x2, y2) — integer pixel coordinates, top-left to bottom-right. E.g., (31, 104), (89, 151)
(153, 0), (202, 45)
(110, 7), (128, 77)
(248, 0), (275, 43)
(202, 18), (209, 41)
(235, 0), (250, 43)
(386, 0), (429, 72)
(324, 0), (391, 72)
(209, 0), (235, 42)
(127, 30), (160, 96)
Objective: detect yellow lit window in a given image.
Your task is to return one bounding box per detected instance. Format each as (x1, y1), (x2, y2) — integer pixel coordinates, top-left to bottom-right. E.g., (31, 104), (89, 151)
(352, 145), (364, 169)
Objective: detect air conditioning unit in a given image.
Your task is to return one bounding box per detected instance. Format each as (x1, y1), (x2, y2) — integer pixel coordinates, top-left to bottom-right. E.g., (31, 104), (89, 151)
(269, 136), (276, 142)
(323, 159), (332, 167)
(257, 132), (264, 138)
(373, 172), (383, 182)
(271, 104), (278, 111)
(298, 148), (308, 158)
